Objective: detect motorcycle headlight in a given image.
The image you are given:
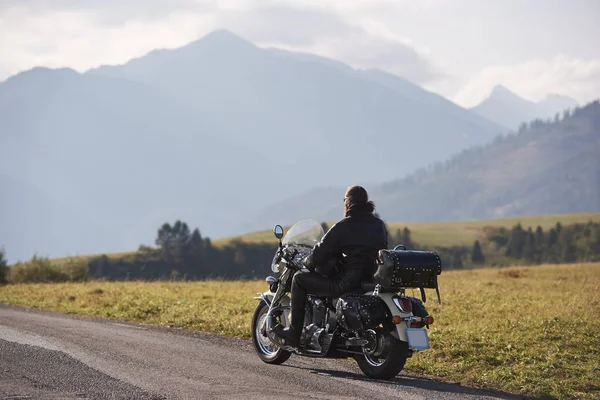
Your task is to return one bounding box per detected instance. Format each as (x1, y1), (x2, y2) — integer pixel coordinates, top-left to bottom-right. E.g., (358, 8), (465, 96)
(271, 253), (281, 273)
(271, 260), (280, 273)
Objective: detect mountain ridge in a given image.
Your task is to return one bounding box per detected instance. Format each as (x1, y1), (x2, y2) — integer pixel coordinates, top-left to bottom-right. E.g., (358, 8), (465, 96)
(470, 84), (578, 130)
(248, 99), (600, 230)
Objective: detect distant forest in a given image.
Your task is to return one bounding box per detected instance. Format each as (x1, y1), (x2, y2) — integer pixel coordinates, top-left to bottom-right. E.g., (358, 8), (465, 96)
(3, 218), (599, 284)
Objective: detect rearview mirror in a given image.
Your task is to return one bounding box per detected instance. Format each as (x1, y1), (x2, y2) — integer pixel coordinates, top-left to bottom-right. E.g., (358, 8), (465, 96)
(273, 225), (284, 239)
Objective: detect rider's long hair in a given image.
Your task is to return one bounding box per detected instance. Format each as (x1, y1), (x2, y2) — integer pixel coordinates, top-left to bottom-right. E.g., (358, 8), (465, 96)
(344, 185), (375, 216)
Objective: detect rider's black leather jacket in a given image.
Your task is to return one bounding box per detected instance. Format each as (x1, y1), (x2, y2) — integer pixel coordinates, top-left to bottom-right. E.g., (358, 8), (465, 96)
(304, 202), (388, 291)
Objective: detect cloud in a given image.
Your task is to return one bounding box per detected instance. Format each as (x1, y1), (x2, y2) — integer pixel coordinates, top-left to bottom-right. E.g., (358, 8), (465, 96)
(453, 55), (600, 108)
(217, 5), (358, 47)
(219, 5), (442, 84)
(0, 1), (441, 86)
(1, 0), (209, 24)
(0, 4), (216, 80)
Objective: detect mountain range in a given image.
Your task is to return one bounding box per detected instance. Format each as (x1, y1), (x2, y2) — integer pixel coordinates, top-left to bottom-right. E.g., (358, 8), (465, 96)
(0, 29), (594, 262)
(249, 100), (600, 230)
(470, 84), (578, 130)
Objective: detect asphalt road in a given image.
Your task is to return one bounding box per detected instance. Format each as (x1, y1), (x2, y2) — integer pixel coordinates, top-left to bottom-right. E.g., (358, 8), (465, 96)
(0, 304), (521, 400)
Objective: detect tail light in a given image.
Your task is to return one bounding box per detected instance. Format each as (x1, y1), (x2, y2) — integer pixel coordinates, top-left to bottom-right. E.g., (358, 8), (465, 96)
(410, 322), (419, 328)
(392, 296), (413, 313)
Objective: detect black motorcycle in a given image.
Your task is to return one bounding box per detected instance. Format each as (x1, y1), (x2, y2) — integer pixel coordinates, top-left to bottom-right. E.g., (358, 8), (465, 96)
(251, 219), (442, 379)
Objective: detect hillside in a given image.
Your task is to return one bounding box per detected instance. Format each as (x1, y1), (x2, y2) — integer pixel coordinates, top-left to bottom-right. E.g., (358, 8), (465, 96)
(0, 30), (506, 263)
(470, 84), (578, 130)
(250, 100), (600, 229)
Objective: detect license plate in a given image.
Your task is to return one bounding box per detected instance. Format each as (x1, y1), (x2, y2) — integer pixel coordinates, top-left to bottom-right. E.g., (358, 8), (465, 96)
(406, 328), (430, 351)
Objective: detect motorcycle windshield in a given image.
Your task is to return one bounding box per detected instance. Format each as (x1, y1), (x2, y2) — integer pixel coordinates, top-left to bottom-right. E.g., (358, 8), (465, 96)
(282, 219), (325, 248)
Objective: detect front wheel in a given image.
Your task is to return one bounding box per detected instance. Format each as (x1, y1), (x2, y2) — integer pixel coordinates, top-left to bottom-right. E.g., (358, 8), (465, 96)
(251, 300), (292, 364)
(354, 332), (409, 380)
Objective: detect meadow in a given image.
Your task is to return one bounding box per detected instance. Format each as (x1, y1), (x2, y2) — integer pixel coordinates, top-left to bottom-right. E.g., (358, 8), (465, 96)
(1, 262), (599, 399)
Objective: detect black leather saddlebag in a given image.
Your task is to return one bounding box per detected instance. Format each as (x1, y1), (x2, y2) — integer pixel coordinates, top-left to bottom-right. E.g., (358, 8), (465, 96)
(335, 293), (388, 331)
(373, 247), (442, 302)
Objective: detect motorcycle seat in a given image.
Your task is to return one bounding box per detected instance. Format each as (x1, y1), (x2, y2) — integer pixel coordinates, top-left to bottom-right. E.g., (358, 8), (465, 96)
(307, 282), (397, 306)
(360, 281), (397, 293)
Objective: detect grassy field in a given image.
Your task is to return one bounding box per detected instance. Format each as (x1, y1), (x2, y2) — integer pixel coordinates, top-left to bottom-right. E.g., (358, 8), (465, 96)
(1, 262), (599, 399)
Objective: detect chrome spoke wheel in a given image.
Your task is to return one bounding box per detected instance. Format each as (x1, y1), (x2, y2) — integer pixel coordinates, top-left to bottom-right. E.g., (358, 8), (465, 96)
(256, 311), (279, 355)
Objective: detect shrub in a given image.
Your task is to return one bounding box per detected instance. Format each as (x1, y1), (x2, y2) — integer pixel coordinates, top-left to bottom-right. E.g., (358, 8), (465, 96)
(8, 255), (88, 283)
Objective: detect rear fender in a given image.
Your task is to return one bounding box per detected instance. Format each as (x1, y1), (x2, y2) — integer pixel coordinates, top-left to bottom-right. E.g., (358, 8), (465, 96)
(366, 291), (412, 342)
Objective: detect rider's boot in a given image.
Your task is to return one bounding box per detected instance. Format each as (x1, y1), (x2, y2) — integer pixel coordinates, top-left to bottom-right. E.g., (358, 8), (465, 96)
(273, 307), (303, 348)
(273, 324), (299, 348)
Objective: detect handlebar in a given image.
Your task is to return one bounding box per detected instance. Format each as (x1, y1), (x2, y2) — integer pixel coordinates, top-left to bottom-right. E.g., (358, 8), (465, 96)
(278, 247), (302, 270)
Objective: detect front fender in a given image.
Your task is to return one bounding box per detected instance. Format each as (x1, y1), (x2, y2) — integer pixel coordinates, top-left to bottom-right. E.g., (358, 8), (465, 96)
(254, 290), (292, 326)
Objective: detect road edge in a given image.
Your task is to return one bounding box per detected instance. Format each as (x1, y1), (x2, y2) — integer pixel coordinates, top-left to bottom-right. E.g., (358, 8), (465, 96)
(0, 302), (530, 400)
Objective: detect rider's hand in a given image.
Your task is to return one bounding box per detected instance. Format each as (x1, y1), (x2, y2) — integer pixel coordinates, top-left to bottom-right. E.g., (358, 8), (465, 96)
(302, 256), (315, 271)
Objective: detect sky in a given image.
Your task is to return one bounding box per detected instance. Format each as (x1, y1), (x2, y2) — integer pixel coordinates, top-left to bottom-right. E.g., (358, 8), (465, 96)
(1, 0), (599, 107)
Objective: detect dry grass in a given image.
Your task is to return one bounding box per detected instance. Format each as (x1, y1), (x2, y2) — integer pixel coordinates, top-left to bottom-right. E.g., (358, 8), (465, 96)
(1, 262), (599, 399)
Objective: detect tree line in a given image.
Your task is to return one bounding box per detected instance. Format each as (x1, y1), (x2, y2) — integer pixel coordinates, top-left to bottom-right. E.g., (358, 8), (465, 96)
(2, 219), (599, 284)
(487, 221), (600, 264)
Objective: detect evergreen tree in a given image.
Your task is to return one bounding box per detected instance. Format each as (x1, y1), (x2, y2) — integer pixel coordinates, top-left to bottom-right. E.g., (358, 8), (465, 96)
(505, 224), (526, 258)
(0, 248), (7, 284)
(155, 223), (174, 250)
(320, 222), (329, 233)
(518, 122), (528, 133)
(560, 230), (577, 263)
(522, 228), (535, 262)
(561, 242), (577, 263)
(452, 252), (464, 269)
(535, 225), (544, 242)
(155, 220), (192, 264)
(394, 228), (403, 245)
(471, 240), (485, 264)
(548, 228), (558, 246)
(189, 228), (205, 265)
(402, 227), (414, 248)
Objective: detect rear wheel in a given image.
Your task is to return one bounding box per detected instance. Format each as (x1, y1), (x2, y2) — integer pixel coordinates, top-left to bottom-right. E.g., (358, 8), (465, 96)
(251, 300), (292, 364)
(354, 331), (408, 380)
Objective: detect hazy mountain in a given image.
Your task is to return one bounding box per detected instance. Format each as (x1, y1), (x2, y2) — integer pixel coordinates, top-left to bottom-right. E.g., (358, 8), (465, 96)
(537, 94), (579, 117)
(251, 100), (600, 229)
(470, 84), (578, 130)
(0, 66), (281, 262)
(0, 174), (118, 261)
(1, 30), (506, 261)
(88, 30), (506, 181)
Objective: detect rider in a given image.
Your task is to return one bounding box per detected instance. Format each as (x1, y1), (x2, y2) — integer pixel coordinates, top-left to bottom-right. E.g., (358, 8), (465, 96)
(274, 185), (389, 348)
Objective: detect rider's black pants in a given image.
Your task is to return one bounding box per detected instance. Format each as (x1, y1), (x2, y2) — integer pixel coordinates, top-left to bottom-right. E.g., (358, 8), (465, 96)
(290, 269), (350, 336)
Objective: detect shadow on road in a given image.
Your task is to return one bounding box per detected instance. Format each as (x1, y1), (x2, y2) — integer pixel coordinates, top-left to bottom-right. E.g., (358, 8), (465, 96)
(284, 364), (527, 400)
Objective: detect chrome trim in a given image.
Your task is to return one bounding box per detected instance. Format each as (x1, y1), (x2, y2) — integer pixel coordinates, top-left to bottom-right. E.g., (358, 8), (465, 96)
(265, 276), (277, 285)
(392, 297), (410, 313)
(253, 293), (271, 306)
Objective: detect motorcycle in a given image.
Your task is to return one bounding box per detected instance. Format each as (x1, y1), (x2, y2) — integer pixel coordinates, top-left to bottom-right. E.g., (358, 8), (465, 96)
(251, 219), (442, 379)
